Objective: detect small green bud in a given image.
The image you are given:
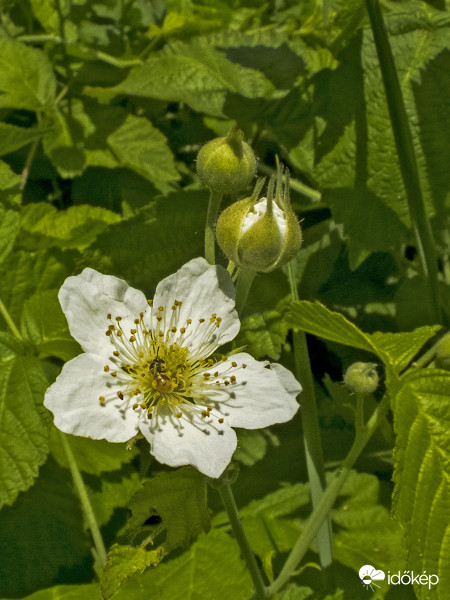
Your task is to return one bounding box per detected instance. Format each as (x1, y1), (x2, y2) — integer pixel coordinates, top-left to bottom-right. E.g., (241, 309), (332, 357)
(215, 163), (302, 272)
(344, 362), (379, 395)
(197, 127), (256, 196)
(435, 332), (450, 371)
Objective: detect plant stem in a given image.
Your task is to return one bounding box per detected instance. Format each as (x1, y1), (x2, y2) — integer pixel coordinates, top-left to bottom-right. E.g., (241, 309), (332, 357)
(58, 431), (107, 568)
(268, 393), (390, 595)
(287, 262), (334, 586)
(0, 298), (23, 340)
(366, 0), (442, 324)
(218, 479), (267, 599)
(205, 190), (223, 264)
(235, 268), (256, 315)
(20, 138), (40, 190)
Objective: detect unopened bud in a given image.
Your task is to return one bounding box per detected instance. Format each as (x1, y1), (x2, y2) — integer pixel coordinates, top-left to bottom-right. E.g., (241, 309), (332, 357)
(197, 127), (256, 196)
(216, 163), (302, 272)
(344, 362), (379, 394)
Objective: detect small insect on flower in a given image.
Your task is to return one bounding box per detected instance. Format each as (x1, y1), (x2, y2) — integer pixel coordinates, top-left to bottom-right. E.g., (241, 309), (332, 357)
(44, 258), (301, 478)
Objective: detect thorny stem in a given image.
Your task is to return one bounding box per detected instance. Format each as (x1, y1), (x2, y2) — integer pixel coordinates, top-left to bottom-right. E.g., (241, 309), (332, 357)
(58, 431), (108, 569)
(205, 190), (223, 265)
(287, 261), (334, 587)
(268, 393), (390, 595)
(217, 477), (268, 600)
(366, 0), (442, 324)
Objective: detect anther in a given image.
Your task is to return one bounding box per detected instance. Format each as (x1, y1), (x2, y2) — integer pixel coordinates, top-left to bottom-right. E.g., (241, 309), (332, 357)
(242, 364), (247, 368)
(117, 391), (124, 400)
(199, 318), (205, 323)
(107, 313), (111, 319)
(104, 365), (110, 372)
(131, 328), (137, 333)
(171, 327), (177, 333)
(134, 319), (140, 325)
(176, 412), (182, 418)
(218, 418), (224, 423)
(187, 319), (192, 325)
(232, 362), (237, 367)
(129, 336), (136, 342)
(147, 299), (153, 306)
(113, 351), (119, 357)
(180, 328), (186, 334)
(111, 371), (117, 377)
(116, 316), (122, 322)
(99, 396), (105, 403)
(158, 306), (164, 312)
(230, 376), (236, 382)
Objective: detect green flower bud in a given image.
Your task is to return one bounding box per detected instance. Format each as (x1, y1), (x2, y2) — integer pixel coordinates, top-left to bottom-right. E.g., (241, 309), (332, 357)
(435, 332), (450, 371)
(197, 127), (256, 196)
(344, 362), (379, 395)
(215, 164), (302, 272)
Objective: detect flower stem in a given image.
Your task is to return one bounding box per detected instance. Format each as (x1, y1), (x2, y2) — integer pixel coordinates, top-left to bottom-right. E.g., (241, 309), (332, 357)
(218, 478), (267, 599)
(366, 0), (442, 324)
(0, 298), (23, 340)
(287, 262), (334, 586)
(268, 393), (390, 595)
(58, 431), (107, 568)
(235, 268), (256, 315)
(205, 190), (223, 265)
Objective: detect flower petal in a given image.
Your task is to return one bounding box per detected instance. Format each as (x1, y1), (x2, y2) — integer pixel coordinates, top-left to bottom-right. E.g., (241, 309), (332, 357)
(59, 268), (148, 356)
(44, 353), (139, 442)
(138, 405), (237, 478)
(152, 258), (239, 357)
(200, 353), (301, 429)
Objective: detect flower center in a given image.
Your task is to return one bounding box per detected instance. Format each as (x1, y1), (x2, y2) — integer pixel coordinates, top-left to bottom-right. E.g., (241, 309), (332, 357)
(97, 299), (231, 421)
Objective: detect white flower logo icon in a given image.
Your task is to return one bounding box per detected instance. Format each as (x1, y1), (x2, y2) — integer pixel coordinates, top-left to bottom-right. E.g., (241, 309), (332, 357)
(359, 565), (386, 591)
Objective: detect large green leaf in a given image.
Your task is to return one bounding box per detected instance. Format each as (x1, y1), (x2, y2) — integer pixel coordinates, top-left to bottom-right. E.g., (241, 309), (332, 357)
(88, 38), (275, 117)
(0, 584), (101, 600)
(0, 209), (20, 266)
(107, 115), (179, 193)
(0, 332), (51, 509)
(393, 368), (450, 600)
(127, 467), (210, 553)
(0, 38), (56, 110)
(118, 528), (253, 600)
(19, 203), (121, 251)
(0, 123), (44, 157)
(0, 460), (89, 597)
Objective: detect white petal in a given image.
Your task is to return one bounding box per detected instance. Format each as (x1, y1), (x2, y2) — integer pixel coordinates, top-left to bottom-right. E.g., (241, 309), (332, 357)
(138, 405), (237, 478)
(201, 353), (301, 429)
(59, 268), (148, 356)
(152, 258), (239, 357)
(44, 353), (139, 442)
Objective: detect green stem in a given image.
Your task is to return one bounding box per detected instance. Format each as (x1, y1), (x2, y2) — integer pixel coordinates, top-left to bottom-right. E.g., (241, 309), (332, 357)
(366, 0), (442, 324)
(287, 262), (334, 585)
(0, 298), (23, 340)
(235, 268), (256, 315)
(268, 393), (390, 595)
(58, 431), (107, 567)
(205, 190), (223, 265)
(218, 479), (267, 599)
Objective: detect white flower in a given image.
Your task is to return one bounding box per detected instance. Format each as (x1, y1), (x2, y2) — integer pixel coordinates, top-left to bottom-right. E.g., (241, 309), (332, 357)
(44, 258), (301, 478)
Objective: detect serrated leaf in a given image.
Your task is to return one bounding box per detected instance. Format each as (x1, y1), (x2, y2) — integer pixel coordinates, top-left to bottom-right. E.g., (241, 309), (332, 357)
(0, 38), (56, 110)
(118, 529), (253, 600)
(20, 203), (121, 251)
(21, 289), (81, 361)
(392, 369), (450, 600)
(280, 584), (314, 600)
(285, 301), (439, 373)
(0, 332), (51, 509)
(89, 38), (274, 117)
(0, 460), (89, 597)
(41, 108), (86, 178)
(234, 429), (268, 466)
(0, 123), (43, 156)
(235, 301), (290, 360)
(127, 467), (210, 552)
(50, 429), (137, 475)
(107, 115), (179, 192)
(101, 544), (163, 600)
(0, 209), (20, 265)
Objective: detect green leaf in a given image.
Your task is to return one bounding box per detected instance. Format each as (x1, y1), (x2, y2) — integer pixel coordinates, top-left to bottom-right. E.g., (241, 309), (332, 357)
(0, 123), (43, 156)
(20, 289), (81, 361)
(0, 584), (101, 600)
(0, 332), (51, 509)
(280, 585), (314, 600)
(50, 429), (137, 475)
(0, 460), (89, 597)
(107, 115), (179, 193)
(42, 108), (86, 178)
(0, 209), (20, 265)
(234, 429), (268, 466)
(0, 249), (69, 329)
(0, 160), (21, 207)
(285, 300), (439, 372)
(89, 38), (274, 117)
(20, 203), (121, 251)
(127, 467), (210, 553)
(118, 528), (253, 600)
(0, 38), (56, 110)
(100, 544), (163, 600)
(392, 368), (450, 600)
